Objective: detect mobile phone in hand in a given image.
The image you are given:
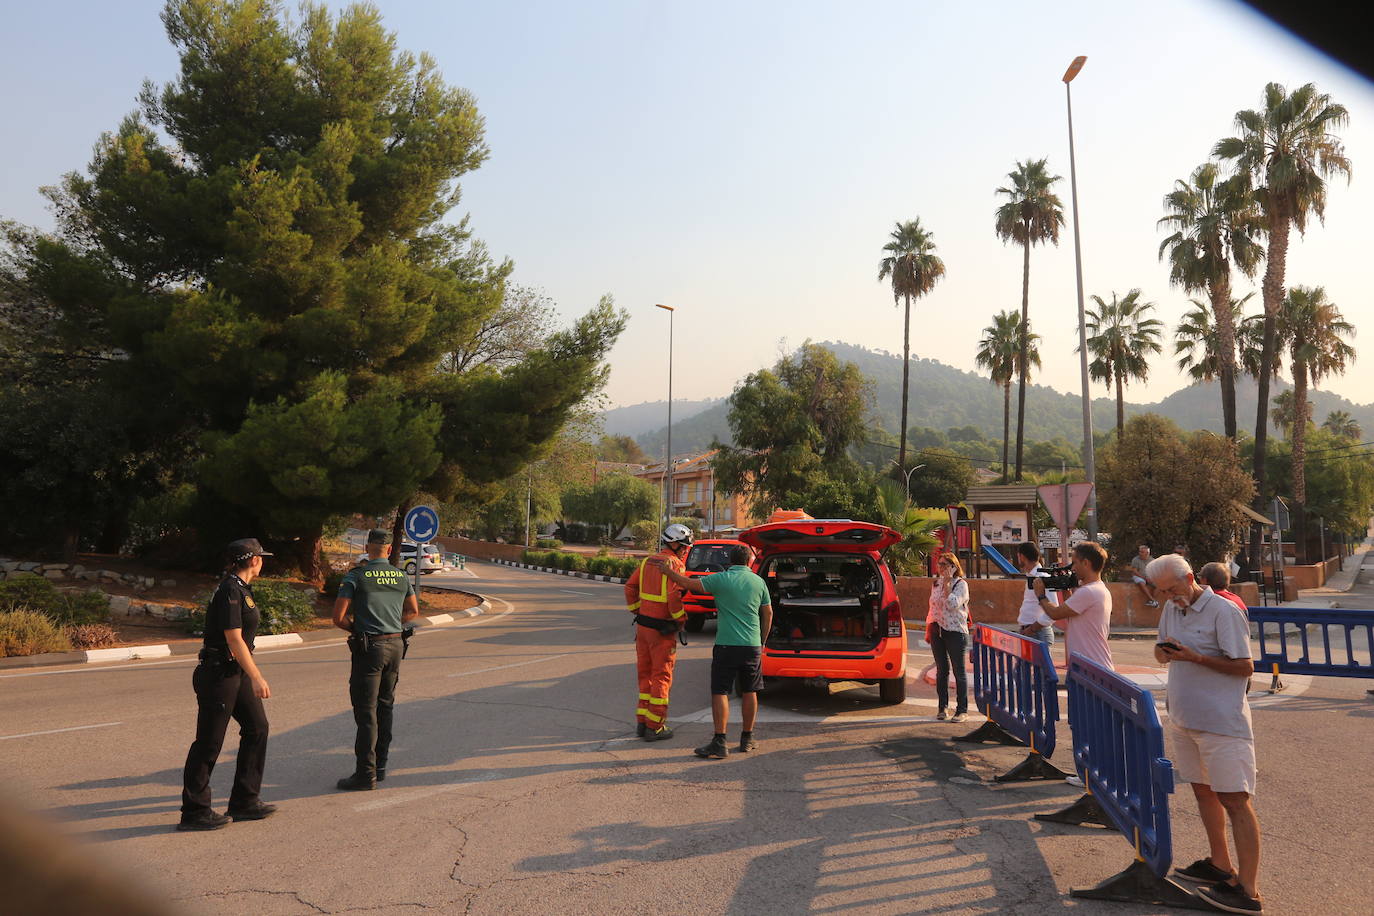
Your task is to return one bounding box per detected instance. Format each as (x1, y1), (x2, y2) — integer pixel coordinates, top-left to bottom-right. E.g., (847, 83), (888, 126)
(1156, 641), (1181, 652)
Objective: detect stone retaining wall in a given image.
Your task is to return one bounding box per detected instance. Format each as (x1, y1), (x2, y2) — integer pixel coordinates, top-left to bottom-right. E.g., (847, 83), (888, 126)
(0, 557), (193, 621)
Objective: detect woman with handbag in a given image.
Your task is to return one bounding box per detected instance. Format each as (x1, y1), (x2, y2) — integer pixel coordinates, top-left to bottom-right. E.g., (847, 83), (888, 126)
(926, 554), (971, 722)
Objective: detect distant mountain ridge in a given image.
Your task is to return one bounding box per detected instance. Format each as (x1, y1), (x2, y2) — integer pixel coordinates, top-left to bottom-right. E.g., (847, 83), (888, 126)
(601, 398), (722, 438)
(614, 342), (1373, 458)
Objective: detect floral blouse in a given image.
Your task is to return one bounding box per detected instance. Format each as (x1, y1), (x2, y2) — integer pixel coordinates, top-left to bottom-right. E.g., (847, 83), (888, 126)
(926, 577), (970, 634)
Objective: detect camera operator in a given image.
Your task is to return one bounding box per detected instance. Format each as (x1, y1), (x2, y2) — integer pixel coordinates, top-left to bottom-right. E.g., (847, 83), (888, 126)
(1031, 541), (1113, 671)
(1013, 542), (1056, 645)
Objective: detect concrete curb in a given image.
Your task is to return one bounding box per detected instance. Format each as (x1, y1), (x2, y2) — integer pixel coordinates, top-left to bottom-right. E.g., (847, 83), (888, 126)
(0, 588), (493, 670)
(487, 556), (629, 584)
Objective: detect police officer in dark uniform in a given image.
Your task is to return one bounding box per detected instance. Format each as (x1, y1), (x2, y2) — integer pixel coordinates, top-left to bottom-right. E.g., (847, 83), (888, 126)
(178, 538), (276, 830)
(332, 529), (421, 790)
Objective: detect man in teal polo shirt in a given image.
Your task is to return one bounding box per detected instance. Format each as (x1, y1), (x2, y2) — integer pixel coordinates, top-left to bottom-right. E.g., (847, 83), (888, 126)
(655, 543), (772, 759)
(333, 529), (420, 790)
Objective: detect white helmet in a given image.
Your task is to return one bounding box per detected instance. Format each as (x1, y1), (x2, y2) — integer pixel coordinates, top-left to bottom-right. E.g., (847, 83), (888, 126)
(661, 523), (695, 548)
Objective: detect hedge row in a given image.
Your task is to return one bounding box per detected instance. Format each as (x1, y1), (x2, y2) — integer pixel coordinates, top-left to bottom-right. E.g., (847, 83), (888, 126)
(519, 550), (641, 579)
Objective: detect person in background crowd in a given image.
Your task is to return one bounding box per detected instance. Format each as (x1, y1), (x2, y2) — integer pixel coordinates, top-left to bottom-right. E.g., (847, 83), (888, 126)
(1150, 553), (1263, 915)
(926, 554), (971, 722)
(1013, 542), (1056, 645)
(1129, 543), (1159, 607)
(1199, 562), (1249, 616)
(1033, 541), (1114, 672)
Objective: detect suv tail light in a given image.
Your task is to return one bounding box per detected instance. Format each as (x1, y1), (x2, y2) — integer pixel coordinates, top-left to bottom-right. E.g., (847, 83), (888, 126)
(885, 601), (903, 638)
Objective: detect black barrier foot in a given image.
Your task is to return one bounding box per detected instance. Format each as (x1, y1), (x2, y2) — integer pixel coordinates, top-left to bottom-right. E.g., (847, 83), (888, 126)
(1071, 859), (1217, 910)
(954, 719), (1024, 747)
(994, 751), (1071, 783)
(1034, 792), (1112, 827)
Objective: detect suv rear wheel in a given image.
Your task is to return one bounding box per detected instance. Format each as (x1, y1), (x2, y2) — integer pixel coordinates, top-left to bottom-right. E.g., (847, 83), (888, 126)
(878, 676), (906, 704)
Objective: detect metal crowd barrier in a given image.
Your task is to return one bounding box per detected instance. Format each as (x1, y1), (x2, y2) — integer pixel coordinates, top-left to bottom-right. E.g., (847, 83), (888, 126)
(1040, 656), (1205, 908)
(1248, 607), (1374, 691)
(956, 624), (1068, 782)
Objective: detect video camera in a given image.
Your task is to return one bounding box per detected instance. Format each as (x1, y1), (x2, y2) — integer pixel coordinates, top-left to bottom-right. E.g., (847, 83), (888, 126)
(1025, 564), (1078, 592)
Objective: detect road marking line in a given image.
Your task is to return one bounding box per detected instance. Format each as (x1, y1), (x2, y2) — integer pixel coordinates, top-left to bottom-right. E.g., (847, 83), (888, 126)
(557, 589), (596, 596)
(447, 653), (572, 678)
(0, 722), (122, 741)
(353, 771), (505, 810)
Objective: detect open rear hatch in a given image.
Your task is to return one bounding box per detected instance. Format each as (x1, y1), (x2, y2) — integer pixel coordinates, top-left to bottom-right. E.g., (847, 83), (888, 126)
(760, 553), (885, 652)
(741, 520), (900, 553)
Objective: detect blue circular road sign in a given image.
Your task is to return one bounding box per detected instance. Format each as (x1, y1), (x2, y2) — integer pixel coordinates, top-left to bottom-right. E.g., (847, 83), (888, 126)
(403, 505), (440, 543)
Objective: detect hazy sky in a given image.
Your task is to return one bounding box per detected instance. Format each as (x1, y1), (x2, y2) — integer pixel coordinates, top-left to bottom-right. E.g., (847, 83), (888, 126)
(4, 0), (1371, 414)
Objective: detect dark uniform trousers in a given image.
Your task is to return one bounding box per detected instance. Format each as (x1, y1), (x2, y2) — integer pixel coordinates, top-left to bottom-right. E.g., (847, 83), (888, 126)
(181, 660), (269, 815)
(349, 636), (404, 778)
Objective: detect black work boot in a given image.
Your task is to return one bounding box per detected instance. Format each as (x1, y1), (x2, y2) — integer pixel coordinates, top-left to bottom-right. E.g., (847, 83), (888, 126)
(636, 723), (647, 738)
(226, 802), (277, 822)
(643, 725), (674, 742)
(177, 810), (231, 831)
(737, 731), (757, 753)
(695, 734), (729, 759)
(336, 773), (376, 791)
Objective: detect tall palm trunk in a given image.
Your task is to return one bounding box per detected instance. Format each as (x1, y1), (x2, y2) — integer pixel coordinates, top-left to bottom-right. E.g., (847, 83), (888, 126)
(1001, 379), (1011, 480)
(1114, 372), (1125, 439)
(1292, 359), (1309, 564)
(1013, 230), (1031, 480)
(1207, 268), (1239, 439)
(899, 293), (911, 469)
(1249, 205), (1291, 569)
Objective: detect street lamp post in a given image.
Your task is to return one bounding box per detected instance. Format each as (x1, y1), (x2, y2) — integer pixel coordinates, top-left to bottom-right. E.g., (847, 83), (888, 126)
(1063, 55), (1098, 541)
(656, 304), (675, 532)
(888, 459), (926, 503)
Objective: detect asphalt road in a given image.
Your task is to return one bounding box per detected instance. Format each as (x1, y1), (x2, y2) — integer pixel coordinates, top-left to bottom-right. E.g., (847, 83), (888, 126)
(1, 561), (1371, 915)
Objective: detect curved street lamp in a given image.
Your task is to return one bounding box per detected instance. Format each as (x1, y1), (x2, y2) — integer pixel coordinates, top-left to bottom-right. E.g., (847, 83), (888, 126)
(1063, 55), (1098, 540)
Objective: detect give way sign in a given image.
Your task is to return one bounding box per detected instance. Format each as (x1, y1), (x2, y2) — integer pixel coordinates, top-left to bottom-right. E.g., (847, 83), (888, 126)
(1038, 483), (1093, 535)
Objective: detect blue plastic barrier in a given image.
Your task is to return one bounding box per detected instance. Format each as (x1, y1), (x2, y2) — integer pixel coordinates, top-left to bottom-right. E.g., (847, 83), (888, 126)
(959, 624), (1067, 781)
(1065, 656), (1174, 876)
(1248, 607), (1374, 685)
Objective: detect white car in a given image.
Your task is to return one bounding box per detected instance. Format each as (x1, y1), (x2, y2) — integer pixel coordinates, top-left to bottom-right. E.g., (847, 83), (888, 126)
(356, 542), (444, 575)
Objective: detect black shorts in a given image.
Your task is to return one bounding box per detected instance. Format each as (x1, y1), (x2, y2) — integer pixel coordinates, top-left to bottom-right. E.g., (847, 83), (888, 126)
(711, 644), (763, 695)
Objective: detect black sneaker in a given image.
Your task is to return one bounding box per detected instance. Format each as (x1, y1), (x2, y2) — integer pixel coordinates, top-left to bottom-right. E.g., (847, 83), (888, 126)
(226, 802), (277, 822)
(1174, 857), (1235, 884)
(177, 810), (231, 831)
(737, 733), (757, 753)
(695, 736), (729, 759)
(636, 723), (647, 738)
(643, 725), (674, 742)
(1197, 881), (1263, 914)
(336, 773), (376, 791)
(376, 767), (386, 782)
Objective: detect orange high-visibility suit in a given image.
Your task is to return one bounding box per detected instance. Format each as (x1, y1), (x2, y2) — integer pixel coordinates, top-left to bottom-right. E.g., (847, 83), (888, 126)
(625, 548), (688, 731)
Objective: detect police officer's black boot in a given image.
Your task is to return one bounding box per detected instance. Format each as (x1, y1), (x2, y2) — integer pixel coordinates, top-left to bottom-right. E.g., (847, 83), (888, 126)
(336, 772), (375, 791)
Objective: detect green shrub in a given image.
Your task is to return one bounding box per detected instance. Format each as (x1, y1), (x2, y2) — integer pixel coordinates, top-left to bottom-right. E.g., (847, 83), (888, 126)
(596, 545), (612, 558)
(322, 571), (347, 598)
(245, 579), (317, 635)
(566, 554), (589, 572)
(630, 520), (658, 550)
(535, 538), (562, 549)
(614, 558), (640, 579)
(64, 623), (120, 650)
(587, 557), (609, 576)
(0, 610), (73, 658)
(0, 575), (109, 625)
(184, 604), (207, 636)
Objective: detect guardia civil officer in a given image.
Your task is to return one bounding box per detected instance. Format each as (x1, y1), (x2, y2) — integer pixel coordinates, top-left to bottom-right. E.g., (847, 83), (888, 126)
(178, 538), (276, 831)
(333, 529), (421, 790)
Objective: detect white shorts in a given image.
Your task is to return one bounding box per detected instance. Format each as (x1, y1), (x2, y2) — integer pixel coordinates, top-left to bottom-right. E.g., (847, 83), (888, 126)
(1168, 722), (1256, 795)
(1132, 575), (1147, 585)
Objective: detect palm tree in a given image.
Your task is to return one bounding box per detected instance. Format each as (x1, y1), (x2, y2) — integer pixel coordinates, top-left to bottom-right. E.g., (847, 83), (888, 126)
(1083, 289), (1163, 438)
(975, 310), (1041, 481)
(1270, 389), (1306, 440)
(1322, 410), (1361, 440)
(1214, 82), (1350, 541)
(1274, 285), (1355, 560)
(1173, 293), (1256, 384)
(878, 219), (946, 468)
(875, 480), (946, 577)
(994, 159), (1064, 480)
(1158, 162), (1263, 438)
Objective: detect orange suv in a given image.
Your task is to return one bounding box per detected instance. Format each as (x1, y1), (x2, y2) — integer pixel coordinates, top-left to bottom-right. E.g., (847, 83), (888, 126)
(740, 518), (908, 703)
(681, 538), (748, 633)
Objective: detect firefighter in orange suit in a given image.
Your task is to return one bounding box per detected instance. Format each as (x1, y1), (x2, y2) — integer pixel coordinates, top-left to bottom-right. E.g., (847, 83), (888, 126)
(625, 523), (694, 741)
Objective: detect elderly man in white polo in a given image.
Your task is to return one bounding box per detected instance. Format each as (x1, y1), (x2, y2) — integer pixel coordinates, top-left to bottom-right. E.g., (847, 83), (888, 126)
(1149, 552), (1263, 915)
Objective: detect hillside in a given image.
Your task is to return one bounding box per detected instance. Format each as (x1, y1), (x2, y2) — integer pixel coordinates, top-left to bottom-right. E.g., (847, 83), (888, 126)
(624, 342), (1374, 458)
